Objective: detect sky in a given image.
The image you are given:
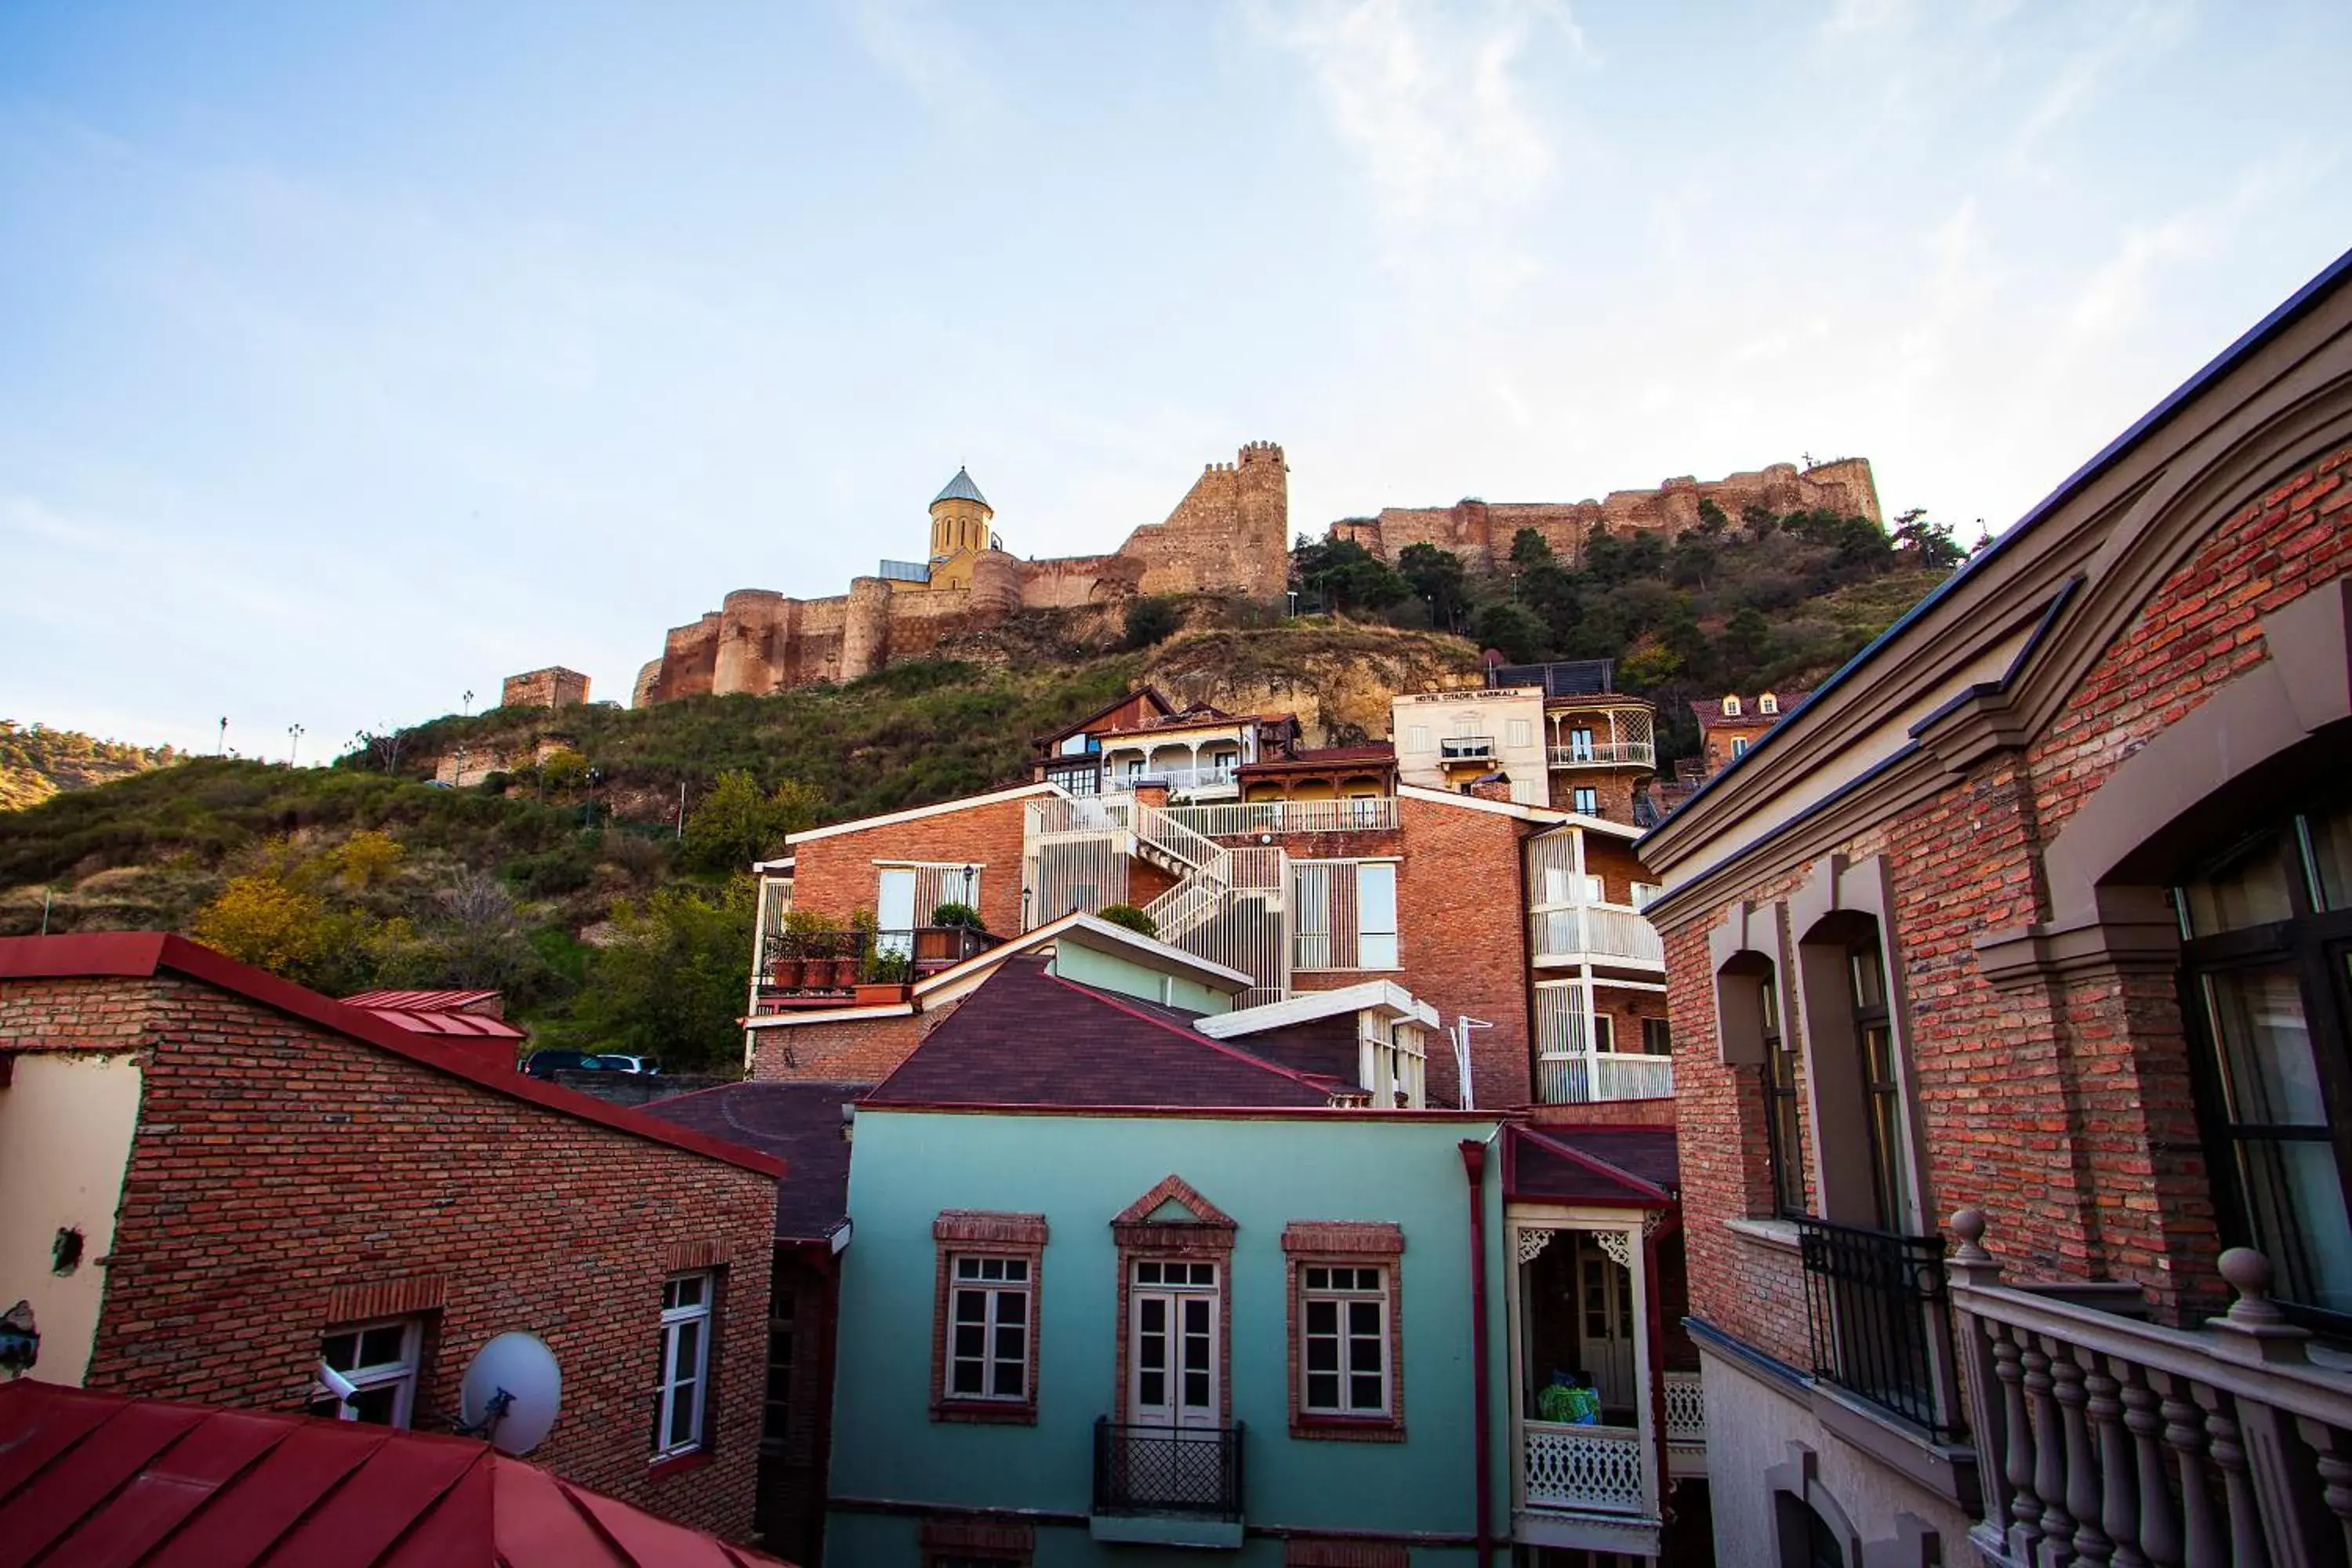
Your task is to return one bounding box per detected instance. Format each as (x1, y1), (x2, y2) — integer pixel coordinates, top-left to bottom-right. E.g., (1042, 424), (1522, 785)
(3, 1), (2347, 760)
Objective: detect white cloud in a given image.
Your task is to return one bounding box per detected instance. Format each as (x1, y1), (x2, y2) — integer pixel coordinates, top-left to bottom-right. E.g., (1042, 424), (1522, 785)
(1250, 0), (1579, 234)
(2006, 0), (2192, 174)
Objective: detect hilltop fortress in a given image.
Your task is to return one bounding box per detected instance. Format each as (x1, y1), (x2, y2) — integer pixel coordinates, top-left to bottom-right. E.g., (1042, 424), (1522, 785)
(626, 448), (1879, 703)
(1327, 456), (1879, 571)
(633, 443), (1290, 703)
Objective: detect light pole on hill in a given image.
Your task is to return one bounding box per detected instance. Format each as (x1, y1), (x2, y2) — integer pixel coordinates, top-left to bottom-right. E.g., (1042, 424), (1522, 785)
(287, 724), (304, 768)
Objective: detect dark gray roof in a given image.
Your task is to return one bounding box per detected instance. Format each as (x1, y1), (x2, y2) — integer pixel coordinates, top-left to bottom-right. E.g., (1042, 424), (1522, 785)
(933, 466), (989, 508)
(639, 1080), (871, 1241)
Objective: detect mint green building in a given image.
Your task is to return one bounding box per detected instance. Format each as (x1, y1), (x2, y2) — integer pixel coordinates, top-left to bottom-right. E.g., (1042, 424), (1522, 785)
(818, 949), (1704, 1566)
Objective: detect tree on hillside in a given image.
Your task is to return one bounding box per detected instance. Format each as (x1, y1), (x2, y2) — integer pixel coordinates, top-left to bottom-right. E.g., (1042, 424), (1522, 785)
(1891, 508), (1967, 570)
(1123, 595), (1183, 648)
(1508, 528), (1555, 570)
(192, 875), (335, 981)
(550, 878), (757, 1073)
(683, 770), (823, 873)
(1290, 537), (1410, 616)
(1472, 602), (1548, 663)
(1397, 544), (1470, 631)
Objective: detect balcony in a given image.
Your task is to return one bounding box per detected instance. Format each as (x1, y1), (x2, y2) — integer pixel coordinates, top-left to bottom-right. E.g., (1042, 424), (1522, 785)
(1530, 904), (1667, 968)
(1947, 1210), (2352, 1568)
(753, 925), (997, 1010)
(1797, 1217), (1965, 1442)
(1664, 1369), (1706, 1479)
(1107, 764), (1240, 797)
(1536, 1051), (1674, 1104)
(1548, 742), (1657, 769)
(1160, 797), (1398, 838)
(1439, 735), (1498, 764)
(1090, 1418), (1243, 1548)
(1524, 1420), (1648, 1514)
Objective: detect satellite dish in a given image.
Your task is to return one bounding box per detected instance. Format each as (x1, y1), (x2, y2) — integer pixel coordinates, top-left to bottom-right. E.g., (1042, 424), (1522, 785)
(459, 1333), (562, 1455)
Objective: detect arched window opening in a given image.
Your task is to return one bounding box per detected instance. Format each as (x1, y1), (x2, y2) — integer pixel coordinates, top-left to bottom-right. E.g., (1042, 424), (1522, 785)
(2176, 795), (2352, 1326)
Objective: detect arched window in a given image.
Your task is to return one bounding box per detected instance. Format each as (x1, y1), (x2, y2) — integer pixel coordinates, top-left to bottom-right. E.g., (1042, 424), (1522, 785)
(1760, 692), (1779, 716)
(2177, 796), (2352, 1323)
(1722, 695), (1744, 718)
(1795, 911), (1918, 1233)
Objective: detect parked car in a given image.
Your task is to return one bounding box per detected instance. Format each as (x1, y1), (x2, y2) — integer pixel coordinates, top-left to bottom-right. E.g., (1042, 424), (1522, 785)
(595, 1054), (662, 1076)
(521, 1049), (601, 1078)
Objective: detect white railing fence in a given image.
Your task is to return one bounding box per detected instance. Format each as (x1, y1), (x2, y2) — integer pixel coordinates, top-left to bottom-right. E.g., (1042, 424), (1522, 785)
(1947, 1208), (2352, 1568)
(1523, 1421), (1650, 1515)
(1530, 905), (1666, 966)
(1160, 798), (1399, 838)
(1536, 1051), (1675, 1105)
(1548, 742), (1658, 769)
(1664, 1369), (1708, 1479)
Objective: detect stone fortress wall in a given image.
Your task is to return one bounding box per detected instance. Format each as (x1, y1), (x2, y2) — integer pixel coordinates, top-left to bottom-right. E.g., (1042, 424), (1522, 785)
(633, 442), (1290, 704)
(1327, 456), (1879, 572)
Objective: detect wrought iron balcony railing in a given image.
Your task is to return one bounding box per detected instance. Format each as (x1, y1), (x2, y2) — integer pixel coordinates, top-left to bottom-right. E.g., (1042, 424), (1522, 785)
(1797, 1216), (1966, 1443)
(1091, 1418), (1244, 1519)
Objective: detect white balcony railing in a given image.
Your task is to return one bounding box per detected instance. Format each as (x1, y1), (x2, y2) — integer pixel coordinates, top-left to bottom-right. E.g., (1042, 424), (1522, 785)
(1664, 1370), (1706, 1478)
(1948, 1210), (2352, 1568)
(1530, 904), (1666, 967)
(1160, 798), (1398, 838)
(1106, 764), (1240, 794)
(1536, 1051), (1674, 1105)
(1523, 1421), (1649, 1515)
(1548, 742), (1657, 769)
(1439, 735), (1497, 763)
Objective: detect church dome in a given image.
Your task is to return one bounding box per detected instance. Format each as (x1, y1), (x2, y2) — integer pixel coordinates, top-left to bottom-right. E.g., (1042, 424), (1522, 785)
(933, 467), (990, 509)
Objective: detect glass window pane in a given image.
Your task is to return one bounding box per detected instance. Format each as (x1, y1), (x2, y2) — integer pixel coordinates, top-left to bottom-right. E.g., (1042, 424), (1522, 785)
(996, 1291), (1025, 1326)
(321, 1333), (360, 1371)
(1141, 1370), (1165, 1405)
(357, 1326), (407, 1367)
(955, 1291), (985, 1323)
(1305, 1268), (1328, 1290)
(1359, 865), (1399, 934)
(994, 1324), (1023, 1363)
(1184, 1370), (1209, 1406)
(992, 1356), (1023, 1399)
(1850, 944), (1886, 1011)
(2237, 1135), (2352, 1317)
(2307, 804), (2352, 911)
(1306, 1338), (1338, 1372)
(1003, 1259), (1027, 1282)
(1347, 1301), (1381, 1335)
(673, 1319), (701, 1379)
(1358, 933), (1399, 970)
(1349, 1373), (1382, 1409)
(668, 1380), (698, 1446)
(952, 1359), (982, 1395)
(956, 1258), (978, 1279)
(2202, 967), (2326, 1126)
(1305, 1300), (1336, 1334)
(954, 1323), (985, 1359)
(2186, 838), (2295, 935)
(349, 1385), (399, 1425)
(1308, 1372), (1340, 1407)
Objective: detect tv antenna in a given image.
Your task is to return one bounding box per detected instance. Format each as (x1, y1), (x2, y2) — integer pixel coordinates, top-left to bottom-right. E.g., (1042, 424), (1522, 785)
(455, 1332), (562, 1454)
(1450, 1016), (1494, 1111)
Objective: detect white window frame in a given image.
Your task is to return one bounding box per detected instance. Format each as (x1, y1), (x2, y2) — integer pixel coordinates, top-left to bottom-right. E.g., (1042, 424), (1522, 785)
(1722, 695), (1743, 717)
(1300, 1265), (1392, 1417)
(1731, 735), (1750, 757)
(1631, 881), (1663, 910)
(946, 1254), (1033, 1403)
(1292, 859), (1403, 971)
(1362, 1017), (1428, 1108)
(311, 1317), (423, 1428)
(1759, 692), (1778, 715)
(1571, 786), (1599, 815)
(656, 1272), (715, 1459)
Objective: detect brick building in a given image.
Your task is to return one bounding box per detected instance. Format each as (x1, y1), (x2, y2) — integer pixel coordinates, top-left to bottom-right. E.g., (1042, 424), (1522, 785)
(0, 933), (782, 1543)
(1635, 251), (2352, 1566)
(746, 710), (1675, 1112)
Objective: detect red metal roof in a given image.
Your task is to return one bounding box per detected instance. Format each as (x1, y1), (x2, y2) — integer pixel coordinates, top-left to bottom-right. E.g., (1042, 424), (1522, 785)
(0, 1380), (788, 1566)
(340, 989), (503, 1011)
(0, 934), (782, 1180)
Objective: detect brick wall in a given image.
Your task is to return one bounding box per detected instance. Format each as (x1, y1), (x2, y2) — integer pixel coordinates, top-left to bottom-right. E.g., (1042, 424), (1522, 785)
(787, 796), (1034, 939)
(750, 1004), (952, 1083)
(3, 973), (775, 1541)
(1390, 796), (1537, 1109)
(1662, 437), (2352, 1353)
(500, 666), (590, 710)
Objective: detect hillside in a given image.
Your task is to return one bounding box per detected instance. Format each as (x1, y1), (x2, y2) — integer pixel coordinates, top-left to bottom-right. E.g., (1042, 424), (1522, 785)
(0, 720), (178, 811)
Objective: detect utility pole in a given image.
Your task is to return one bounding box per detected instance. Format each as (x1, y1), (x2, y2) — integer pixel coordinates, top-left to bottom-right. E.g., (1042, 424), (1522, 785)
(217, 717), (228, 757)
(463, 688), (475, 717)
(677, 781), (688, 840)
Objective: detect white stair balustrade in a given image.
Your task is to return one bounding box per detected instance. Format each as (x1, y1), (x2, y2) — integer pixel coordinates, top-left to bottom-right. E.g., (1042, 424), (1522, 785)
(1664, 1370), (1707, 1478)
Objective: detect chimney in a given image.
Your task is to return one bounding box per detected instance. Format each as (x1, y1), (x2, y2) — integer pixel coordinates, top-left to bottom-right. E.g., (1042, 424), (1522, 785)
(1132, 782), (1171, 811)
(1468, 774), (1514, 804)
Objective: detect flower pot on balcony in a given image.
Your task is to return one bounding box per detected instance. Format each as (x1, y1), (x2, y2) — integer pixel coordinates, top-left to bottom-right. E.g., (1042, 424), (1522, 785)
(854, 982), (909, 1005)
(769, 957), (808, 989)
(819, 955), (858, 988)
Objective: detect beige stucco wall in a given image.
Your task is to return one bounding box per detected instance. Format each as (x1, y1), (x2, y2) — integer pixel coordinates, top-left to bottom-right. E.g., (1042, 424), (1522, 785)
(1699, 1340), (1975, 1568)
(0, 1052), (143, 1385)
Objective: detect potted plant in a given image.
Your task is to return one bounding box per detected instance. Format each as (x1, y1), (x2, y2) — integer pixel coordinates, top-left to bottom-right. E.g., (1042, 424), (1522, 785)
(770, 909), (832, 989)
(855, 946), (914, 1004)
(1098, 903), (1160, 938)
(923, 902), (985, 963)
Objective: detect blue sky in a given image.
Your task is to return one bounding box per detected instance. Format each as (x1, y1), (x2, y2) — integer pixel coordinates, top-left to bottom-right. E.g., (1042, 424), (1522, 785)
(3, 0), (2346, 758)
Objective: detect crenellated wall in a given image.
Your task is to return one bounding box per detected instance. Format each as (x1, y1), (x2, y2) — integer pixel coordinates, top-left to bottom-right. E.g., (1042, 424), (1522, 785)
(1329, 457), (1880, 572)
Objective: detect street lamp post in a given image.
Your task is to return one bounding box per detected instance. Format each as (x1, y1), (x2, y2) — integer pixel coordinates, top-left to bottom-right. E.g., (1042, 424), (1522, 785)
(287, 724), (305, 768)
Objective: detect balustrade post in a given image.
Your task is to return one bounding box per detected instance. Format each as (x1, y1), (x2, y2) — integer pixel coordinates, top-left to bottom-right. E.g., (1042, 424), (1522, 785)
(1948, 1210), (2018, 1547)
(2121, 1368), (2181, 1568)
(2199, 1391), (2274, 1568)
(2205, 1250), (2329, 1568)
(1995, 1330), (2045, 1562)
(2027, 1339), (2077, 1563)
(2294, 1415), (2352, 1567)
(2156, 1373), (2225, 1568)
(2085, 1363), (2144, 1568)
(2054, 1348), (2114, 1565)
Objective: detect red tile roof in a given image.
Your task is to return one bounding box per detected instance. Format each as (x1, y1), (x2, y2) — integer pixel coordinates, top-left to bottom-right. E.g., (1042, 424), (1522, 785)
(1502, 1124), (1676, 1208)
(640, 1082), (870, 1243)
(0, 934), (782, 1179)
(340, 988), (503, 1012)
(0, 1381), (787, 1566)
(865, 956), (1341, 1110)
